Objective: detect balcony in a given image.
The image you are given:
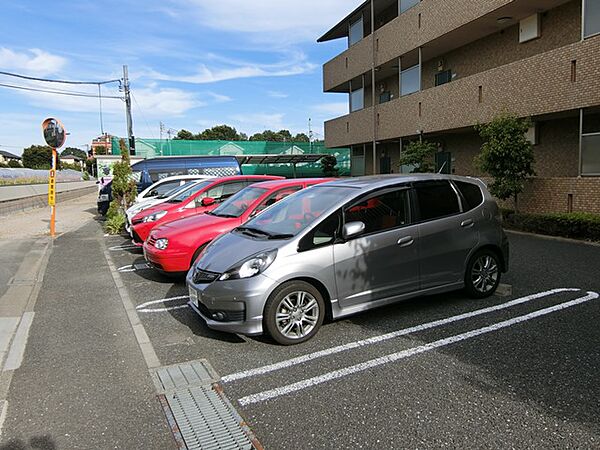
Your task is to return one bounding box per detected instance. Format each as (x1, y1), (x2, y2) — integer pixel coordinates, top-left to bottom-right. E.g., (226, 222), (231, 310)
(325, 37), (600, 146)
(322, 0), (574, 93)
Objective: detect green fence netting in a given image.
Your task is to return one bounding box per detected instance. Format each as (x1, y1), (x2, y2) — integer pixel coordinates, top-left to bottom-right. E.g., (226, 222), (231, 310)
(111, 138), (351, 177)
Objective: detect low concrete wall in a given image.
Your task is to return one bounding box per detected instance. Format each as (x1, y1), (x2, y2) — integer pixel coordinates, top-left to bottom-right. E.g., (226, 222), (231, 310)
(0, 182), (97, 217)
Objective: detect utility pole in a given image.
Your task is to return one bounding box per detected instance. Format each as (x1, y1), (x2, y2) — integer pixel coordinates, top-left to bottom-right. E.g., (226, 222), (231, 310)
(308, 118), (313, 153)
(123, 65), (135, 156)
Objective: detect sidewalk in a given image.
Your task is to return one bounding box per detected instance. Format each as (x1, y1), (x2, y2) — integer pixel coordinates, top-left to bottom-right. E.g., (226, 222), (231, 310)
(0, 199), (175, 448)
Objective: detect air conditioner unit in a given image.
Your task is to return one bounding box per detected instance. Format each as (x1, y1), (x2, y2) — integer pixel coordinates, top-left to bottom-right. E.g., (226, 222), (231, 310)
(520, 13), (541, 43)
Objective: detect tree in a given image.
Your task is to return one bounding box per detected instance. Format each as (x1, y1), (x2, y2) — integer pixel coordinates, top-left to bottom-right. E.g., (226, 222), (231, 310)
(175, 129), (194, 140)
(197, 125), (246, 141)
(294, 133), (310, 142)
(398, 140), (437, 173)
(249, 129), (295, 142)
(61, 147), (87, 160)
(320, 155), (339, 177)
(7, 159), (21, 168)
(85, 157), (97, 177)
(22, 145), (54, 169)
(475, 114), (535, 210)
(94, 146), (108, 155)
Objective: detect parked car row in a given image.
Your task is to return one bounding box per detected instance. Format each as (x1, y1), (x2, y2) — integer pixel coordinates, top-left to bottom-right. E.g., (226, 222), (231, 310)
(122, 173), (509, 345)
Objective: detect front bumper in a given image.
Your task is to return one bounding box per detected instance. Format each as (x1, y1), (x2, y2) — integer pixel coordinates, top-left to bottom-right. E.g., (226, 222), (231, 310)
(186, 272), (277, 336)
(144, 244), (191, 273)
(132, 222), (154, 245)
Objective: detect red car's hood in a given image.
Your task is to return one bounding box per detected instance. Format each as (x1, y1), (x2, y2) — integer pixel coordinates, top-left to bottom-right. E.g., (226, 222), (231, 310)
(152, 213), (239, 238)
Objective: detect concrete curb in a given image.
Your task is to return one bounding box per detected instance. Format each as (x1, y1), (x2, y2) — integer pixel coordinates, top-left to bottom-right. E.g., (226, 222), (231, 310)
(505, 229), (600, 247)
(0, 185), (97, 217)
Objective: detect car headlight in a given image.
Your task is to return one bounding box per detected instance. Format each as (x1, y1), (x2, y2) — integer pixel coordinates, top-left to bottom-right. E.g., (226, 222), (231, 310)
(154, 238), (169, 250)
(143, 210), (168, 222)
(219, 249), (277, 281)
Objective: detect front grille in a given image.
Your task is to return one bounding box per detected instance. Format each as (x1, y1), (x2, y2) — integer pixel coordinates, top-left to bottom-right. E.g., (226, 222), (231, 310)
(147, 236), (157, 247)
(192, 268), (220, 284)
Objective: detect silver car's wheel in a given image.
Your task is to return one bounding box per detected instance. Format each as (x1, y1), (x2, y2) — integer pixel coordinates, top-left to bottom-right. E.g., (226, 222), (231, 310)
(276, 291), (320, 339)
(465, 249), (501, 299)
(264, 281), (325, 345)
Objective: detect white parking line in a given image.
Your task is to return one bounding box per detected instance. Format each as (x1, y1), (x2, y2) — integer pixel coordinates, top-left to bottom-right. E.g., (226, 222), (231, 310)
(117, 263), (151, 273)
(237, 290), (599, 406)
(136, 295), (190, 313)
(222, 288), (580, 383)
(109, 244), (139, 251)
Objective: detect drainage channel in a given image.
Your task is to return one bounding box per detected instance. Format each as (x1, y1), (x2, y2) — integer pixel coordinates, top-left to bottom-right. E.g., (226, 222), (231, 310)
(151, 359), (261, 450)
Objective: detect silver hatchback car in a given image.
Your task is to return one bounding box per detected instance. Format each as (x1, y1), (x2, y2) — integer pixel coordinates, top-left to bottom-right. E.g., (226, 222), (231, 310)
(187, 175), (509, 345)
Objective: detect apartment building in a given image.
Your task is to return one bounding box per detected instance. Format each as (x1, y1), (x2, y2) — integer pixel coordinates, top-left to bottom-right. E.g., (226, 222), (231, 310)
(319, 0), (600, 213)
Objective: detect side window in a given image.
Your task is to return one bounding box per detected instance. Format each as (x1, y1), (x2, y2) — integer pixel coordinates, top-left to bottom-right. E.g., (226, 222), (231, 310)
(344, 188), (410, 235)
(414, 181), (460, 221)
(253, 187), (302, 215)
(299, 212), (340, 252)
(454, 181), (484, 211)
(205, 184), (224, 201)
(149, 181), (179, 197)
(221, 182), (247, 200)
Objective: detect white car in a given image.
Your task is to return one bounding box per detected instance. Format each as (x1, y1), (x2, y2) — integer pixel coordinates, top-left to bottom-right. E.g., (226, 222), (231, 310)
(126, 177), (212, 232)
(136, 175), (212, 203)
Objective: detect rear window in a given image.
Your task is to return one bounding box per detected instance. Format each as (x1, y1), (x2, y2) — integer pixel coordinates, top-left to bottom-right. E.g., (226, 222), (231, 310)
(455, 181), (484, 211)
(414, 180), (460, 221)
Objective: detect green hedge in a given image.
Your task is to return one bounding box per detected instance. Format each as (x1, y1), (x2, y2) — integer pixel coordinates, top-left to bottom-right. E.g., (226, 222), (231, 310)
(502, 210), (600, 242)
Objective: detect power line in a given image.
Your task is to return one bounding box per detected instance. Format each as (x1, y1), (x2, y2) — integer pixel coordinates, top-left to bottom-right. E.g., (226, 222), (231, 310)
(0, 82), (123, 99)
(0, 70), (121, 86)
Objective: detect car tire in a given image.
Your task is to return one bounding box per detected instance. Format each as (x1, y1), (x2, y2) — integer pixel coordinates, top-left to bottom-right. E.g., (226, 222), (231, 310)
(464, 249), (501, 299)
(264, 280), (325, 345)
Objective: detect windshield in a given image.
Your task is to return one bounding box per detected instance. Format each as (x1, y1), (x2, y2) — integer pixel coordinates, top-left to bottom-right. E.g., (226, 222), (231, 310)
(241, 185), (354, 237)
(156, 182), (192, 199)
(210, 186), (266, 218)
(167, 180), (213, 203)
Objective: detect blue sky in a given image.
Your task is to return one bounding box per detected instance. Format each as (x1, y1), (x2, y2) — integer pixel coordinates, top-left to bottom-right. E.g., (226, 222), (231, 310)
(0, 0), (363, 155)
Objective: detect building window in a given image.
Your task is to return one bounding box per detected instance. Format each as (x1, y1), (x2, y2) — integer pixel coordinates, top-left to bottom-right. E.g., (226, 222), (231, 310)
(379, 91), (391, 103)
(400, 0), (420, 14)
(349, 16), (364, 47)
(581, 109), (600, 175)
(400, 64), (420, 96)
(584, 0), (600, 38)
(350, 87), (364, 112)
(435, 70), (452, 86)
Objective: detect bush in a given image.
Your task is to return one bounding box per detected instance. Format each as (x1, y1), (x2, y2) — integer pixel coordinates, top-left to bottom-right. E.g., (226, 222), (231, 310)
(502, 209), (600, 242)
(398, 140), (437, 173)
(82, 171), (90, 181)
(7, 160), (21, 168)
(104, 212), (126, 235)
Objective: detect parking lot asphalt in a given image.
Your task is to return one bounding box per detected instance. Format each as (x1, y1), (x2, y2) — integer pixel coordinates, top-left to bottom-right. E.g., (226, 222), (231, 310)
(106, 230), (600, 449)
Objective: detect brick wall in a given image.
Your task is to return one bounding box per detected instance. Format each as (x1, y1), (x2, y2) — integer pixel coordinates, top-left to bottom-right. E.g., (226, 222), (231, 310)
(489, 177), (600, 214)
(421, 1), (581, 90)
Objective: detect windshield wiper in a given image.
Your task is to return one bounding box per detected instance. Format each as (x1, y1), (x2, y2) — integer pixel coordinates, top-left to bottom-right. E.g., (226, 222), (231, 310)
(237, 226), (272, 237)
(267, 233), (294, 240)
(211, 212), (237, 218)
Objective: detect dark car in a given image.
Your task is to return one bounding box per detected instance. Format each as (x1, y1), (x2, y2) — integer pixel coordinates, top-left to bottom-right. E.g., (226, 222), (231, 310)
(97, 181), (112, 216)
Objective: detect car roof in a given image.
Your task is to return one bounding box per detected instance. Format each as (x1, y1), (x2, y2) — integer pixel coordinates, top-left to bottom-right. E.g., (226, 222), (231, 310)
(322, 174), (485, 190)
(247, 178), (331, 190)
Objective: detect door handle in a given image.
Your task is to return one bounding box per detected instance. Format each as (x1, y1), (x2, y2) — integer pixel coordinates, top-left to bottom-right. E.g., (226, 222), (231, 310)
(397, 236), (414, 247)
(461, 219), (474, 228)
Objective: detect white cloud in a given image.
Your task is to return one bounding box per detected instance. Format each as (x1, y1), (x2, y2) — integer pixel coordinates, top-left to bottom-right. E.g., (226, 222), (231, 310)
(0, 47), (67, 76)
(148, 52), (316, 84)
(174, 0), (364, 45)
(268, 91), (289, 99)
(230, 113), (286, 133)
(313, 102), (349, 117)
(207, 92), (233, 103)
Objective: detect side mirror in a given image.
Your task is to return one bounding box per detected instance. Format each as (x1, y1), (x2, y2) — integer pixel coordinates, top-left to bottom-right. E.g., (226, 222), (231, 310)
(149, 190), (158, 197)
(343, 221), (365, 240)
(200, 197), (215, 207)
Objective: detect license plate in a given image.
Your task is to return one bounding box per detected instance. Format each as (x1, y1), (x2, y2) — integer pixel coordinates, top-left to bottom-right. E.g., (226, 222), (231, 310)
(98, 194), (109, 202)
(189, 287), (199, 308)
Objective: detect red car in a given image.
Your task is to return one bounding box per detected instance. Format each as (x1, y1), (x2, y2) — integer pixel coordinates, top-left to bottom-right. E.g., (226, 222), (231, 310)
(130, 175), (282, 245)
(143, 178), (333, 274)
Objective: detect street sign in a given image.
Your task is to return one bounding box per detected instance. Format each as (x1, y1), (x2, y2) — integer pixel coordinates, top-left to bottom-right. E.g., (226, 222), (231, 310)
(42, 117), (66, 237)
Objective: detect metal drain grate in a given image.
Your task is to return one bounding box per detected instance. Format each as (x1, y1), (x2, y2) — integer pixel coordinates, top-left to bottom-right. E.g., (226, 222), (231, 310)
(166, 386), (253, 450)
(152, 360), (218, 393)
